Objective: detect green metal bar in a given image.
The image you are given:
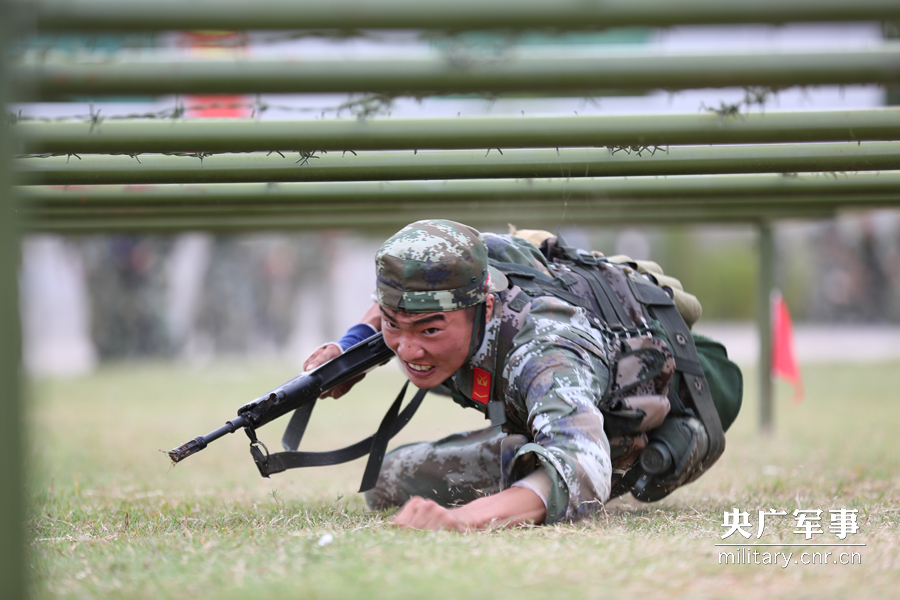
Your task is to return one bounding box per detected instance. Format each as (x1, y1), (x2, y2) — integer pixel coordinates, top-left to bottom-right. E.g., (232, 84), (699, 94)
(28, 0), (900, 32)
(15, 190), (900, 230)
(20, 167), (900, 232)
(16, 45), (900, 99)
(757, 223), (775, 435)
(18, 198), (871, 220)
(17, 193), (896, 230)
(16, 172), (900, 207)
(14, 109), (900, 155)
(16, 201), (856, 233)
(14, 143), (900, 186)
(0, 0), (26, 597)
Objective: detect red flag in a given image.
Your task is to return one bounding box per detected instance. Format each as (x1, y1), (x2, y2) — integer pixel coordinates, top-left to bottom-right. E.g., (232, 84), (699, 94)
(771, 290), (804, 402)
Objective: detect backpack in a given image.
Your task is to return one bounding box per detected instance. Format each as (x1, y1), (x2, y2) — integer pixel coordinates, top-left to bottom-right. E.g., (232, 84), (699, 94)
(493, 234), (743, 502)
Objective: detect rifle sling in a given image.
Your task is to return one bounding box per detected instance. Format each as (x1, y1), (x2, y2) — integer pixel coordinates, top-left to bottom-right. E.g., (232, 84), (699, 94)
(280, 397), (317, 453)
(252, 382), (427, 493)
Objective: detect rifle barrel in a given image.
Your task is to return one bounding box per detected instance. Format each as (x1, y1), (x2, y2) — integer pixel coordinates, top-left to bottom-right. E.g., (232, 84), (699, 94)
(167, 415), (248, 464)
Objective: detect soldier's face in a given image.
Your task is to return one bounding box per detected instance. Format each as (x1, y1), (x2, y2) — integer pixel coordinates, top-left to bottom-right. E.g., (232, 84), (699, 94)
(381, 296), (494, 389)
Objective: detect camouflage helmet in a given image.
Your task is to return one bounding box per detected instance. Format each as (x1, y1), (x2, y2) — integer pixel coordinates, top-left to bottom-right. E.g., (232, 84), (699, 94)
(375, 219), (508, 313)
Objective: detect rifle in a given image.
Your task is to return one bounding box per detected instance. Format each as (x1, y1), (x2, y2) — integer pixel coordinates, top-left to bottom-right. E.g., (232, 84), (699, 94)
(166, 332), (427, 492)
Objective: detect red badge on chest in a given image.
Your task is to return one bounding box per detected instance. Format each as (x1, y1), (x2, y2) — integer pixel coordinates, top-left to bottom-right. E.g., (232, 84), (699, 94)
(472, 368), (491, 404)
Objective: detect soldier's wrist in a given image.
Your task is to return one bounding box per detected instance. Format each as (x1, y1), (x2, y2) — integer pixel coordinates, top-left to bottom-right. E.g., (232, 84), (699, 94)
(336, 323), (378, 351)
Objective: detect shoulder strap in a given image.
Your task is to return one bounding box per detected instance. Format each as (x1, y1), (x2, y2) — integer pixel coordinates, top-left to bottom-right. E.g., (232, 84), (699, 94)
(568, 264), (633, 329)
(491, 260), (595, 313)
(630, 278), (725, 469)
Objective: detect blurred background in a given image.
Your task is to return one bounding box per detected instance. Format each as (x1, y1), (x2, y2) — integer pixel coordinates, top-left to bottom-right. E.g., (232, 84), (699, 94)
(13, 23), (900, 378)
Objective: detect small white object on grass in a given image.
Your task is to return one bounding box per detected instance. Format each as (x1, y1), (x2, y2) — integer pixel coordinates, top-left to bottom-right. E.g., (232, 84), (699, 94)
(317, 533), (334, 547)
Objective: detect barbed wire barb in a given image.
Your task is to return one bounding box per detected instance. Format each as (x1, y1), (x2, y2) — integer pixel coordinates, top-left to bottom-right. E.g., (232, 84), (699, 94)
(295, 151), (318, 166)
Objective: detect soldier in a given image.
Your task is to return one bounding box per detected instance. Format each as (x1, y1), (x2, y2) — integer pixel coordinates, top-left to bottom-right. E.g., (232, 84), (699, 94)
(304, 219), (615, 532)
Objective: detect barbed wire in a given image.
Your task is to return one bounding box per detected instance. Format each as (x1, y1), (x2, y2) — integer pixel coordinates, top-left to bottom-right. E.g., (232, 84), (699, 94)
(14, 146), (667, 163)
(6, 92), (402, 127)
(6, 85), (801, 164)
(699, 86), (783, 118)
(606, 145), (668, 157)
(8, 82), (789, 130)
(11, 146), (874, 187)
(16, 149), (336, 166)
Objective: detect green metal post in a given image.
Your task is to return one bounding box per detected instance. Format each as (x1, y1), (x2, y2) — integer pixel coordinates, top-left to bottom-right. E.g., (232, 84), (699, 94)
(887, 21), (900, 105)
(15, 45), (900, 98)
(14, 142), (900, 186)
(13, 109), (900, 155)
(29, 0), (900, 32)
(0, 0), (26, 596)
(758, 223), (775, 435)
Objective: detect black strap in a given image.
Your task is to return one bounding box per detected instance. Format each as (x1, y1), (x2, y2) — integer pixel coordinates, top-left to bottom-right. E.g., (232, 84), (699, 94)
(545, 286), (595, 313)
(572, 264), (632, 329)
(546, 243), (630, 327)
(281, 397), (317, 451)
(492, 260), (596, 314)
(359, 381), (408, 492)
(252, 382), (428, 492)
(490, 261), (556, 284)
(627, 275), (725, 468)
(652, 303), (725, 469)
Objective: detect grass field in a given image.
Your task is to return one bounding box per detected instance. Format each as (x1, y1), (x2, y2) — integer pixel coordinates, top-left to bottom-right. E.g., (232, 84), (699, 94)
(26, 357), (900, 599)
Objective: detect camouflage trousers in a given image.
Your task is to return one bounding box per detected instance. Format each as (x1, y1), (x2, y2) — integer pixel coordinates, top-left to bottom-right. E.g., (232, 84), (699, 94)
(365, 425), (506, 510)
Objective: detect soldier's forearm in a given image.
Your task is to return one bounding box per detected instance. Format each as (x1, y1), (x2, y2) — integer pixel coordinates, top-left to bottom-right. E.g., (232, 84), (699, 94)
(451, 486), (547, 530)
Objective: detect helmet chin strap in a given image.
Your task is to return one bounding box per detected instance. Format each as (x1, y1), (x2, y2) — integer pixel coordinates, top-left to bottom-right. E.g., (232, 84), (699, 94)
(465, 301), (488, 364)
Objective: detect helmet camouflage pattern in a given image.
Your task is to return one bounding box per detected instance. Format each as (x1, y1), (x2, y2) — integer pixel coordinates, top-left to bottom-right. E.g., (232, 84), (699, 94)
(375, 220), (508, 312)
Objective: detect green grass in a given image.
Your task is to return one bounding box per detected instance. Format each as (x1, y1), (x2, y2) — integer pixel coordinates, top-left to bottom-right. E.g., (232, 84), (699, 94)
(27, 359), (900, 599)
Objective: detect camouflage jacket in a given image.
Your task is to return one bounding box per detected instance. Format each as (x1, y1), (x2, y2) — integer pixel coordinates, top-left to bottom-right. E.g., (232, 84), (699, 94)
(443, 234), (613, 523)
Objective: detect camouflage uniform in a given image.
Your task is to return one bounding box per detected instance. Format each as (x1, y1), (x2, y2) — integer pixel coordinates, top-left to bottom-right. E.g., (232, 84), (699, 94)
(367, 221), (612, 524)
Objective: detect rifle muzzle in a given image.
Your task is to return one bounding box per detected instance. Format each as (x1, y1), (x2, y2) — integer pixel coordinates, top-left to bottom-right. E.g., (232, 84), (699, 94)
(166, 416), (249, 464)
(167, 436), (208, 463)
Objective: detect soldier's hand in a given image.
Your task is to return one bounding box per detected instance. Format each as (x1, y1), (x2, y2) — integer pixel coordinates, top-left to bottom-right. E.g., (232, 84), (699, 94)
(389, 497), (469, 533)
(303, 342), (342, 371)
(303, 343), (365, 399)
